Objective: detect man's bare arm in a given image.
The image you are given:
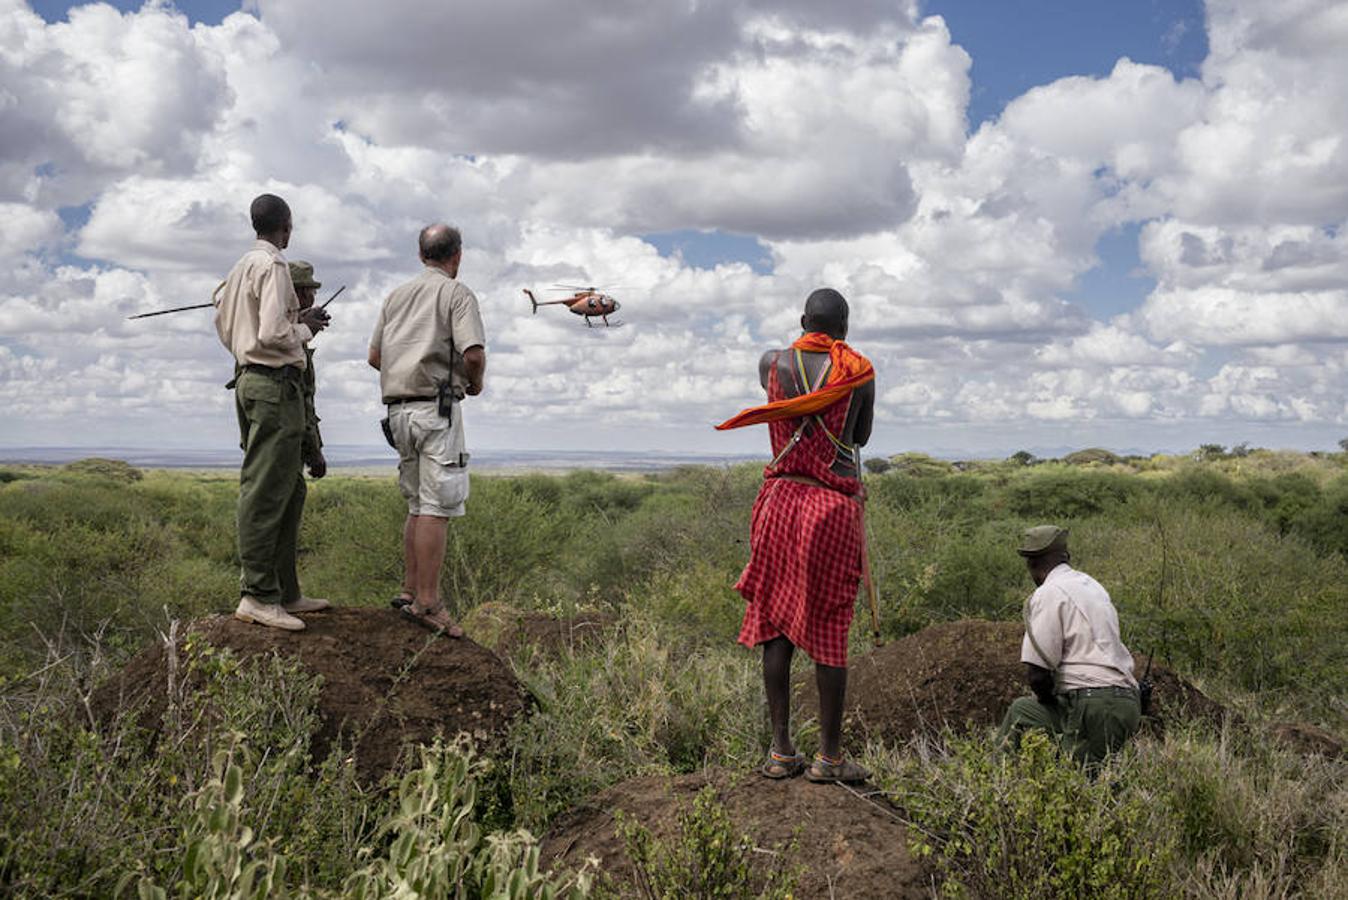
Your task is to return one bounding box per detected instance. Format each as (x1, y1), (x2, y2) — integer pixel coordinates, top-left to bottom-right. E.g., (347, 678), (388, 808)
(853, 381), (875, 446)
(367, 346), (380, 370)
(758, 350), (777, 392)
(463, 346), (485, 395)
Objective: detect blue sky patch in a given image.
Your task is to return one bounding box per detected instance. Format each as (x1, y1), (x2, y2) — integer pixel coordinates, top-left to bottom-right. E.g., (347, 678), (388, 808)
(642, 229), (774, 274)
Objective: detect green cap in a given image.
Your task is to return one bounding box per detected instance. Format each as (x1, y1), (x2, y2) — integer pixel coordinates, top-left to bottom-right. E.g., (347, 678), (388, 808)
(1018, 525), (1069, 557)
(288, 260), (320, 289)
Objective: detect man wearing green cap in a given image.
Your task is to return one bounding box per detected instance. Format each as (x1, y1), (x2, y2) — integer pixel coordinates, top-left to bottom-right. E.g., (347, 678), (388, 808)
(289, 260), (327, 480)
(997, 525), (1141, 766)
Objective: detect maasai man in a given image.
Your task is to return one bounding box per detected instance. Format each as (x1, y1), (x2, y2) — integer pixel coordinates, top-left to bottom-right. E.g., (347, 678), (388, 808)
(717, 288), (875, 784)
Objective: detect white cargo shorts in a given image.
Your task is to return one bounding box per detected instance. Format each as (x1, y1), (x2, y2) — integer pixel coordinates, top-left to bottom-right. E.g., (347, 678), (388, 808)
(388, 400), (470, 518)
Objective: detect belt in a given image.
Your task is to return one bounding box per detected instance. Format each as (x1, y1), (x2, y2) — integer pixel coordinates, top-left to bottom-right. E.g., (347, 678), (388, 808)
(385, 396), (437, 406)
(1062, 686), (1139, 699)
(769, 473), (859, 499)
(243, 363), (301, 380)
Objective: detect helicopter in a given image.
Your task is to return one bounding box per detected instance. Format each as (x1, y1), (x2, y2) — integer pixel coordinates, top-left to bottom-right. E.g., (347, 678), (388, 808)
(523, 285), (622, 327)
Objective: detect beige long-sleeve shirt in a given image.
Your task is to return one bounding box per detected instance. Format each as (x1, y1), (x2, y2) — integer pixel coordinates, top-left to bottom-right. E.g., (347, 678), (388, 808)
(1021, 564), (1138, 691)
(214, 239), (313, 369)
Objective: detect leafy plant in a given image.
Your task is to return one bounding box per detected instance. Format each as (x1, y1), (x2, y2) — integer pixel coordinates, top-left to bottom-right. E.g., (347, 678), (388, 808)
(609, 786), (798, 900)
(876, 732), (1176, 899)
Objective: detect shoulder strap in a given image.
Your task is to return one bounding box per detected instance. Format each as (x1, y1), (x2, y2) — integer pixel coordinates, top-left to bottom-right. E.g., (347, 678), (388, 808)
(1022, 593), (1058, 675)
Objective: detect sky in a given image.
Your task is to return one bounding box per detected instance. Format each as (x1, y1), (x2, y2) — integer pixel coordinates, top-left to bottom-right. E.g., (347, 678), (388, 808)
(2, 0), (1347, 459)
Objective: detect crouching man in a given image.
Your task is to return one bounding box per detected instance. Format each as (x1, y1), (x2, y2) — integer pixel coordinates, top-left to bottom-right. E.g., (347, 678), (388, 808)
(997, 525), (1141, 767)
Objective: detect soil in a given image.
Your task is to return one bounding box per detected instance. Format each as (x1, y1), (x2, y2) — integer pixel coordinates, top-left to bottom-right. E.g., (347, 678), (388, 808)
(460, 601), (614, 660)
(795, 619), (1227, 747)
(540, 768), (929, 899)
(89, 606), (531, 781)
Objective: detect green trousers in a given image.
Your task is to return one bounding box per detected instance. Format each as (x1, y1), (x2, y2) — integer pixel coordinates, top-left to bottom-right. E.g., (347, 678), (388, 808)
(997, 686), (1141, 766)
(234, 369), (307, 605)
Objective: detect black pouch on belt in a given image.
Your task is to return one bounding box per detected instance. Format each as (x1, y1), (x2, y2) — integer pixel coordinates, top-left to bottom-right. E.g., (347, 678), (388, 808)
(437, 382), (454, 425)
(437, 381), (465, 423)
(380, 417), (396, 450)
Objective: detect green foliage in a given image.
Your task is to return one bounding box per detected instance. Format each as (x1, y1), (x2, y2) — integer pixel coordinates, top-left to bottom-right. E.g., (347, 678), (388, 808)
(1001, 467), (1142, 518)
(507, 619), (762, 830)
(888, 451), (955, 477)
(875, 732), (1177, 899)
(61, 458), (144, 482)
(1136, 726), (1348, 895)
(862, 457), (892, 475)
(609, 786), (798, 900)
(343, 738), (592, 899)
(130, 750), (290, 900)
(1061, 447), (1122, 466)
(3, 458), (1348, 896)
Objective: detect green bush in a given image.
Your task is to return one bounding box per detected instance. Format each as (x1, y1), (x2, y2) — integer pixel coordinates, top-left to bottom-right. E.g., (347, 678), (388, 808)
(607, 786), (798, 900)
(507, 619), (761, 830)
(1000, 468), (1142, 519)
(873, 732), (1177, 899)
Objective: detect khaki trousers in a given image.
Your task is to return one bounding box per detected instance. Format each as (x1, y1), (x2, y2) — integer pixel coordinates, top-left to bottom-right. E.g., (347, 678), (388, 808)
(997, 686), (1141, 766)
(234, 369), (306, 605)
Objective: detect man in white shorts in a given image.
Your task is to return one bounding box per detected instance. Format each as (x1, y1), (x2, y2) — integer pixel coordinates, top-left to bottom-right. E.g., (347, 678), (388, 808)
(368, 224), (486, 636)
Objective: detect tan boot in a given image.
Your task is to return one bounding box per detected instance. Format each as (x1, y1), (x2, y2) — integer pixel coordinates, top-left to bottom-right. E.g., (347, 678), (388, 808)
(283, 597), (331, 614)
(235, 596), (305, 631)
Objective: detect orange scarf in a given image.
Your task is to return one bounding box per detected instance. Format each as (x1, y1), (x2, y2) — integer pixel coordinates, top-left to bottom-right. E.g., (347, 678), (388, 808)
(715, 332), (874, 430)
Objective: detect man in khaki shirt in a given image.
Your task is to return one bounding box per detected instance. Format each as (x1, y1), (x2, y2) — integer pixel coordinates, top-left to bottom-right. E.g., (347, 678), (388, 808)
(997, 525), (1141, 766)
(368, 223), (486, 637)
(214, 194), (332, 632)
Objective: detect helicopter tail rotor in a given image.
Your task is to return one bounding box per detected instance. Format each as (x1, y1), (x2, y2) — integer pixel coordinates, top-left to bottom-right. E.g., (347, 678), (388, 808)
(523, 289), (538, 314)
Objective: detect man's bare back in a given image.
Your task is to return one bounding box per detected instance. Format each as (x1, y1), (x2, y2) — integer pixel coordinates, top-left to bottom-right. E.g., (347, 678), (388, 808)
(759, 349), (875, 477)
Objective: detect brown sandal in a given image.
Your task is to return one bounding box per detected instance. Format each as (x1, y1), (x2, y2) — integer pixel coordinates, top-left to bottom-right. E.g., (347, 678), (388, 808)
(805, 754), (870, 784)
(399, 603), (465, 638)
(760, 750), (807, 780)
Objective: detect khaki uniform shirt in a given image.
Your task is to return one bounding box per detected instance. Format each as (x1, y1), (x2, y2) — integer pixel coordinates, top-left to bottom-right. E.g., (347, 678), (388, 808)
(1021, 564), (1137, 691)
(369, 266), (486, 403)
(214, 240), (312, 370)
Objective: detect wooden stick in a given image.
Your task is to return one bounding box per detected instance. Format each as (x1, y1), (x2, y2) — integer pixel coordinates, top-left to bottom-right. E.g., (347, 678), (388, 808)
(858, 500), (883, 647)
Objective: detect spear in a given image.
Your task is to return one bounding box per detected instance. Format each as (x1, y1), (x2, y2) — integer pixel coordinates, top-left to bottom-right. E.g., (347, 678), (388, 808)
(127, 301), (214, 320)
(127, 284), (346, 320)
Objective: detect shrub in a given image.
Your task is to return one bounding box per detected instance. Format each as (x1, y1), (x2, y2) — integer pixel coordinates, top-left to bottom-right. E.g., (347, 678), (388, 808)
(607, 786), (798, 900)
(1000, 468), (1142, 519)
(873, 732), (1177, 899)
(61, 458), (144, 482)
(506, 620), (761, 830)
(342, 738), (592, 899)
(1061, 447), (1122, 466)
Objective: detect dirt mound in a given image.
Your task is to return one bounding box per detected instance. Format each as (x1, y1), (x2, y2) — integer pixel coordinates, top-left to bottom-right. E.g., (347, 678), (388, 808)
(460, 602), (614, 659)
(1269, 722), (1345, 759)
(797, 619), (1225, 747)
(540, 769), (928, 899)
(91, 607), (530, 780)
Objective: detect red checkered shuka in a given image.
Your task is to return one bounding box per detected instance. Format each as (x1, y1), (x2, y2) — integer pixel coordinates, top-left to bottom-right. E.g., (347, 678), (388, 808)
(735, 354), (863, 668)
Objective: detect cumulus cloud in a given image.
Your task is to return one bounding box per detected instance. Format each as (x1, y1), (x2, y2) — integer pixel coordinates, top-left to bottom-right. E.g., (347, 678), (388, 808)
(2, 0), (1348, 456)
(0, 1), (231, 206)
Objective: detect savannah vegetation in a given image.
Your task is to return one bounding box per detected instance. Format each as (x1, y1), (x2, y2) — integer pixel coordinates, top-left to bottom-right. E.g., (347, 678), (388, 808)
(0, 447), (1346, 897)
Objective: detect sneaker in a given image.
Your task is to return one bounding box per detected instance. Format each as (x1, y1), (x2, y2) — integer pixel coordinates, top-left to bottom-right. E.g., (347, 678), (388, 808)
(235, 596), (305, 631)
(283, 597), (331, 614)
